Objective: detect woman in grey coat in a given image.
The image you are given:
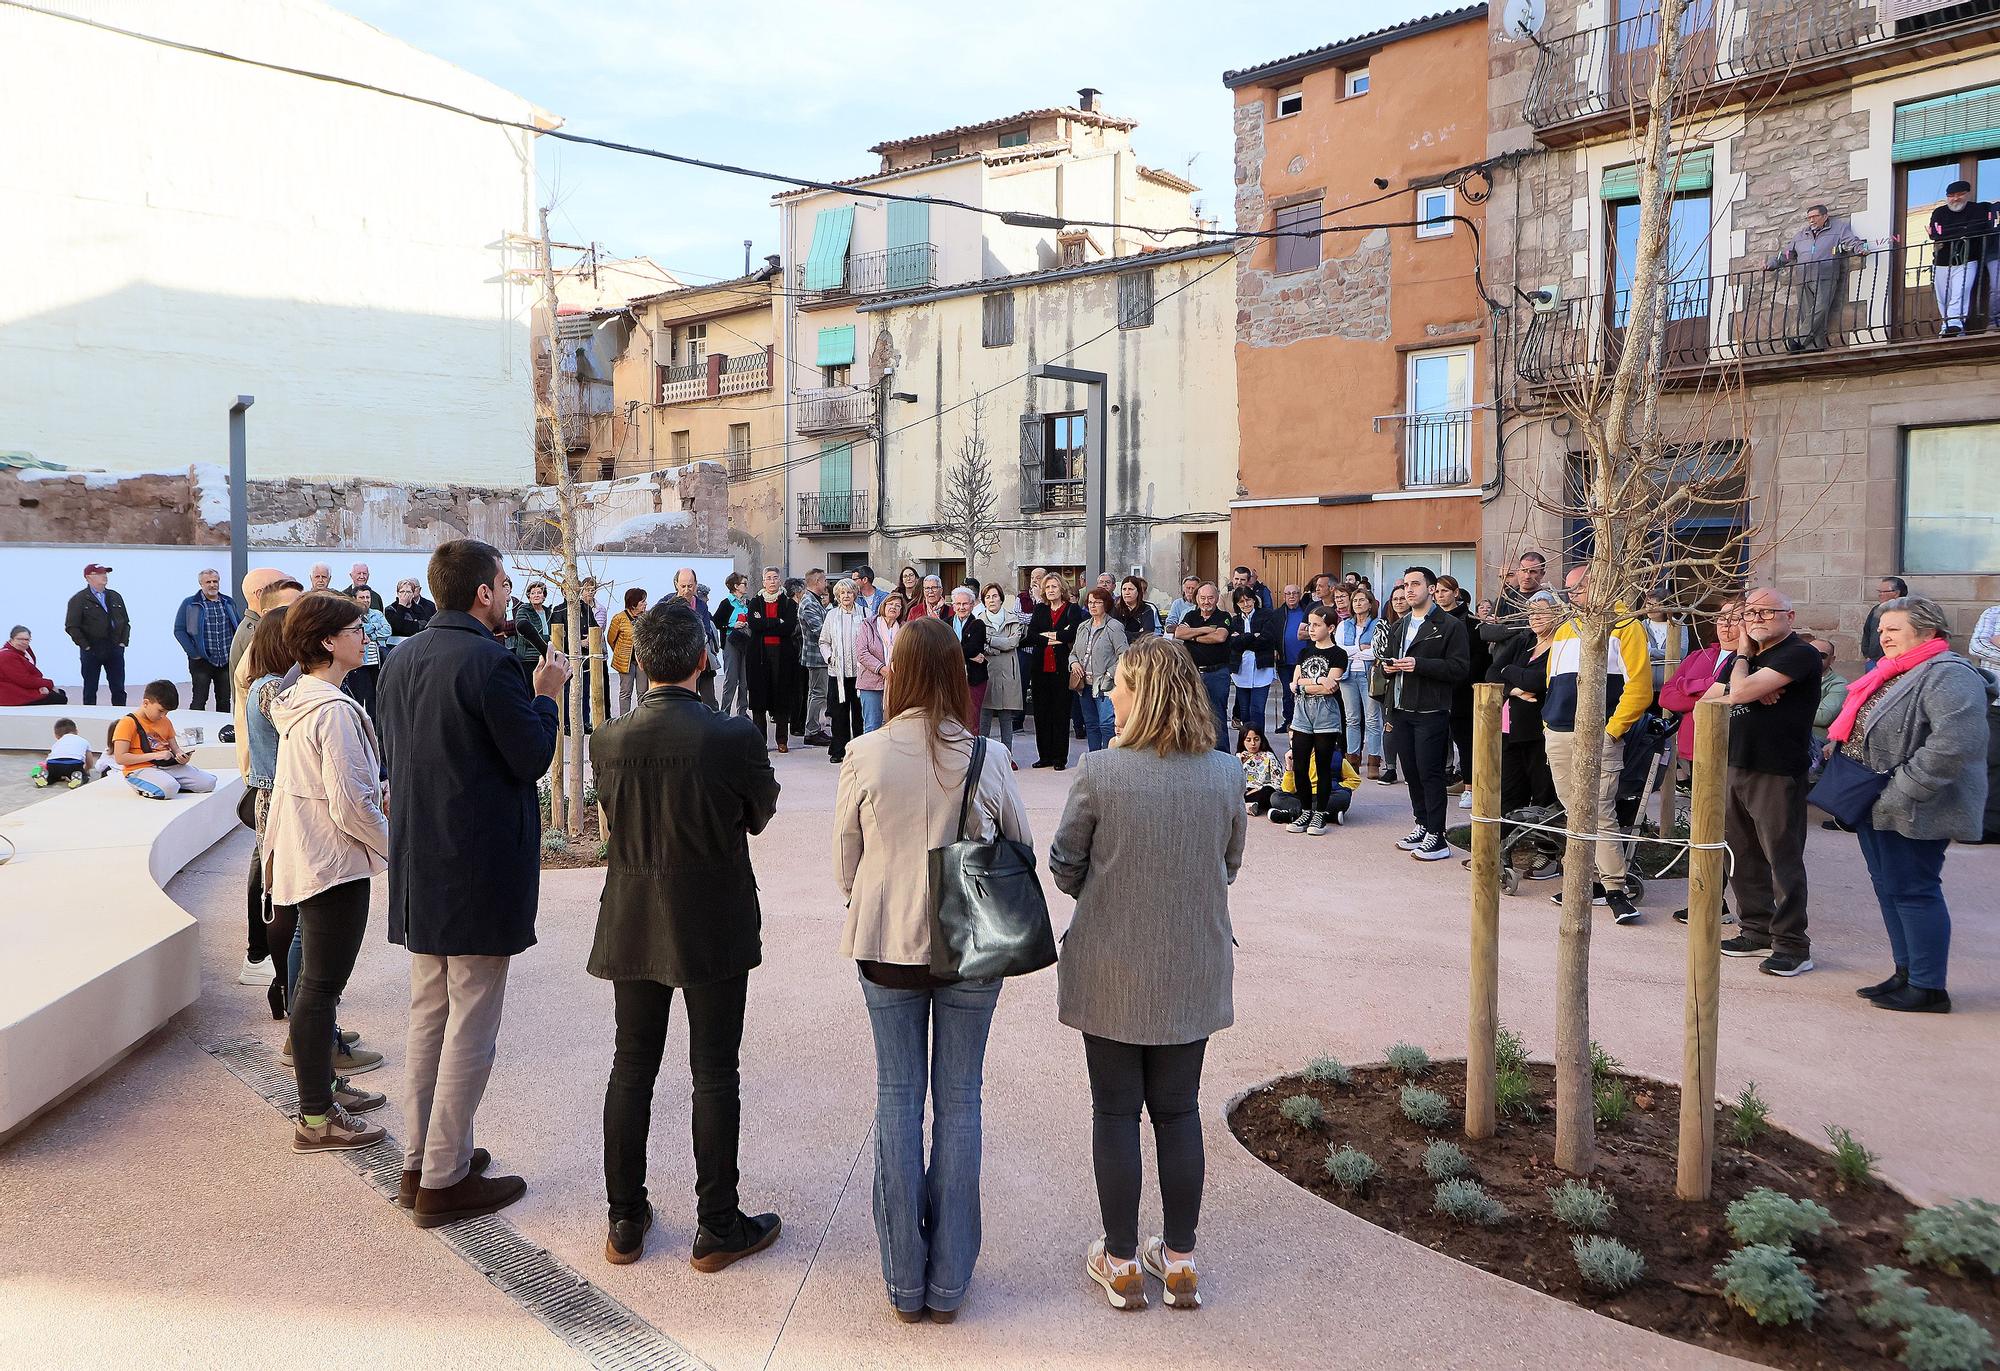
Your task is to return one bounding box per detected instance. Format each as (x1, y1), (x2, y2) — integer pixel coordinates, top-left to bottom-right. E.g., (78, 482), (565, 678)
(1050, 636), (1246, 1312)
(974, 583), (1025, 755)
(1824, 596), (1990, 1012)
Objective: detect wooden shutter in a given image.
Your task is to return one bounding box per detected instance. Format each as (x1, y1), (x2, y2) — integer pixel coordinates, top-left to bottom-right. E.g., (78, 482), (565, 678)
(1892, 83), (2000, 161)
(815, 324), (856, 368)
(886, 198), (932, 289)
(1117, 270), (1155, 329)
(1274, 200), (1322, 274)
(982, 293), (1015, 347)
(1599, 148), (1713, 199)
(803, 206), (855, 290)
(1019, 414), (1046, 513)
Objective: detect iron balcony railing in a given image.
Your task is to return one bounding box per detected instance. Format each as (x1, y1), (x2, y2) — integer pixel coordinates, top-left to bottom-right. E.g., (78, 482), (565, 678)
(1515, 234), (2000, 386)
(798, 489), (869, 533)
(660, 348), (775, 405)
(1523, 0), (2000, 131)
(797, 385), (875, 436)
(793, 243), (939, 299)
(1040, 478), (1087, 513)
(1386, 409), (1477, 488)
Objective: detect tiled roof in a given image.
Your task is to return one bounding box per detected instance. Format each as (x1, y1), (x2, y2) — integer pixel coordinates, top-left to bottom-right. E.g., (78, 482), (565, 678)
(1137, 164), (1200, 193)
(626, 260), (781, 310)
(868, 106), (1137, 155)
(1222, 5), (1487, 88)
(854, 240), (1239, 313)
(770, 150), (984, 202)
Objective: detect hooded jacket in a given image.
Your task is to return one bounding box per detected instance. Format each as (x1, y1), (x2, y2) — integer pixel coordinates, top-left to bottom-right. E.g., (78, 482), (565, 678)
(264, 675), (388, 905)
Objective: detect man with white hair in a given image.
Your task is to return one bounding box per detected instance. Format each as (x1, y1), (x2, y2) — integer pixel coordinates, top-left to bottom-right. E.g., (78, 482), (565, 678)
(173, 567), (241, 713)
(309, 563), (333, 592)
(343, 562), (373, 596)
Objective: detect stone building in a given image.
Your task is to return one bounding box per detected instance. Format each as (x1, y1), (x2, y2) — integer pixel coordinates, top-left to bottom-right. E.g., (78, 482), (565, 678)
(1483, 0), (2000, 652)
(1224, 8), (1496, 596)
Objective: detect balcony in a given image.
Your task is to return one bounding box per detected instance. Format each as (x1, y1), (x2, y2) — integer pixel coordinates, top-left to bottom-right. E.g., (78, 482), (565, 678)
(1375, 409), (1479, 488)
(793, 244), (939, 301)
(1515, 236), (2000, 388)
(797, 385), (875, 436)
(1522, 0), (2000, 141)
(798, 489), (870, 534)
(660, 348), (774, 405)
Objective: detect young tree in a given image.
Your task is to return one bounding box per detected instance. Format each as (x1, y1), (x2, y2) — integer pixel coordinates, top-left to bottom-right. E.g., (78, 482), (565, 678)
(534, 205), (589, 838)
(937, 396), (999, 579)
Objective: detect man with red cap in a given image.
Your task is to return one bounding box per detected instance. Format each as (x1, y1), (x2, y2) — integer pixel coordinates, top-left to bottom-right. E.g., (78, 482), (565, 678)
(64, 562), (129, 705)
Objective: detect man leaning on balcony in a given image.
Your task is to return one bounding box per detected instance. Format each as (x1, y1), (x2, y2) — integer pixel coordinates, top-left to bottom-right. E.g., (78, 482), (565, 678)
(1929, 181), (1996, 338)
(1766, 204), (1862, 353)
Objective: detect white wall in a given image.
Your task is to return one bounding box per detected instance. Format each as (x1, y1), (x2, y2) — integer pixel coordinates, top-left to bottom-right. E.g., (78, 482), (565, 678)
(0, 0), (541, 485)
(3, 546), (732, 692)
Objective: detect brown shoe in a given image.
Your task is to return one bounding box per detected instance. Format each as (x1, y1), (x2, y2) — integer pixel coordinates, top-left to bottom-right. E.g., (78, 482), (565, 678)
(292, 1104), (386, 1154)
(776, 741), (789, 754)
(397, 1147), (492, 1209)
(411, 1171), (527, 1229)
(1365, 756), (1381, 780)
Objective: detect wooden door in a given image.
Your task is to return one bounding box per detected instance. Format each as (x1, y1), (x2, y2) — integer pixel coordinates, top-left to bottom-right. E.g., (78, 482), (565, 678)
(1260, 547), (1306, 598)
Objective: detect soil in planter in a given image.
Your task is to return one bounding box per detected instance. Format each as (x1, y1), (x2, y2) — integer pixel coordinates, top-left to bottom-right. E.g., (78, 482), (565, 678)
(540, 807), (605, 870)
(1232, 1062), (1997, 1371)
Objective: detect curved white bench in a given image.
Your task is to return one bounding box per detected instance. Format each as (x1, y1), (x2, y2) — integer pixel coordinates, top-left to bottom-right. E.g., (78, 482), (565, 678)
(0, 756), (243, 1139)
(0, 703), (235, 769)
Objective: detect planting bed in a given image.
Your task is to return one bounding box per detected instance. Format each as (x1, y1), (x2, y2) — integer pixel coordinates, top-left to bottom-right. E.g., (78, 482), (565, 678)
(1231, 1060), (1997, 1370)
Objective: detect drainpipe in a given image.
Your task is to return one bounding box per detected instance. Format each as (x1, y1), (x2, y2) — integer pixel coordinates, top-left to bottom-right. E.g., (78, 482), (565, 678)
(228, 396), (254, 602)
(781, 205), (795, 567)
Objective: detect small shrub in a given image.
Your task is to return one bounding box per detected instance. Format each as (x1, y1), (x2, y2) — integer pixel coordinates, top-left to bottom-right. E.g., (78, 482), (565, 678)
(1860, 1266), (1934, 1331)
(1302, 1055), (1352, 1087)
(1423, 1139), (1471, 1181)
(581, 783), (600, 808)
(1279, 1094), (1324, 1131)
(1494, 1023), (1529, 1074)
(1825, 1123), (1881, 1186)
(1324, 1144), (1379, 1194)
(594, 840), (609, 861)
(1434, 1177), (1509, 1226)
(1588, 1040), (1623, 1085)
(540, 829), (568, 854)
(1400, 1085), (1451, 1129)
(1495, 1064), (1540, 1121)
(1731, 1081), (1772, 1146)
(1714, 1244), (1822, 1327)
(1573, 1235), (1646, 1291)
(1549, 1179), (1617, 1232)
(1386, 1042), (1432, 1078)
(1905, 1199), (2000, 1279)
(1594, 1079), (1633, 1128)
(1725, 1188), (1838, 1249)
(1900, 1306), (1998, 1371)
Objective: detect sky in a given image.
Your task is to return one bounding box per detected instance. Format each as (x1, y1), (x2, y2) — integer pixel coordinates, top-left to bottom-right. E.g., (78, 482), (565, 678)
(337, 0), (1447, 285)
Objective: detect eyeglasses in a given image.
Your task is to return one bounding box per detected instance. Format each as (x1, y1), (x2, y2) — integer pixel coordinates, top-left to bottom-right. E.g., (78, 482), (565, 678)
(336, 622), (367, 638)
(1742, 608), (1790, 622)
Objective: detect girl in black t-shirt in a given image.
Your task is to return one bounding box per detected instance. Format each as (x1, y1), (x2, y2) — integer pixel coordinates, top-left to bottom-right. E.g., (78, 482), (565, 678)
(1286, 605), (1350, 835)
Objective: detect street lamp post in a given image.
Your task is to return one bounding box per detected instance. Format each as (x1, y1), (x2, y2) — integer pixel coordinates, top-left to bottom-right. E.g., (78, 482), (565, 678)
(228, 396), (254, 608)
(1036, 364), (1108, 585)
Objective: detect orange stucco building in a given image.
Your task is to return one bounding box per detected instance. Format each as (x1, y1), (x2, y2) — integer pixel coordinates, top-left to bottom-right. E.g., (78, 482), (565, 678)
(1225, 6), (1494, 597)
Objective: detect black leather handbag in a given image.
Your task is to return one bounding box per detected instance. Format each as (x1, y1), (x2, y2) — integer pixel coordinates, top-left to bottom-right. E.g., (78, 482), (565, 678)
(927, 739), (1057, 981)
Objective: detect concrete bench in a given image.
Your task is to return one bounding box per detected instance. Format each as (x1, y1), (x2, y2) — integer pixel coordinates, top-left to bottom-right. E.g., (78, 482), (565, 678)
(0, 755), (243, 1138)
(0, 703), (234, 770)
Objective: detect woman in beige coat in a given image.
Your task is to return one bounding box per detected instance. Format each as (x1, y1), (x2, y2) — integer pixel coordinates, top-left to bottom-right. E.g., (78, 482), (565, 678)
(266, 591), (391, 1155)
(833, 618), (1031, 1324)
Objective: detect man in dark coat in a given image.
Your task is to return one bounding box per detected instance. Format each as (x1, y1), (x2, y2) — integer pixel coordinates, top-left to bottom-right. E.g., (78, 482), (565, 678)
(64, 562), (130, 705)
(742, 565), (798, 752)
(376, 539), (568, 1229)
(589, 601), (782, 1270)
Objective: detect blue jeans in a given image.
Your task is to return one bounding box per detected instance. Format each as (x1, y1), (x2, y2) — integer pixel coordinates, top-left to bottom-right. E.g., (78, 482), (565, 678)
(1340, 677), (1383, 758)
(859, 972), (1002, 1314)
(1855, 823), (1953, 989)
(1200, 669), (1231, 752)
(1233, 685), (1269, 739)
(1082, 686), (1116, 751)
(1275, 661), (1296, 728)
(861, 689), (885, 733)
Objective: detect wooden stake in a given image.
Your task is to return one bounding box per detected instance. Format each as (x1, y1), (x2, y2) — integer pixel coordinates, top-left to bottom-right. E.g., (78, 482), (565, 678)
(547, 622), (568, 830)
(1466, 681), (1505, 1140)
(1676, 697), (1729, 1201)
(589, 625), (609, 725)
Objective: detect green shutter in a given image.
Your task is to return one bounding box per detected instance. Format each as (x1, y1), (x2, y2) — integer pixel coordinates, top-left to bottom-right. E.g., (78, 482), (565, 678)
(803, 206), (855, 290)
(886, 198), (932, 289)
(1893, 84), (2000, 162)
(1599, 148), (1714, 200)
(815, 324), (856, 368)
(818, 440), (853, 524)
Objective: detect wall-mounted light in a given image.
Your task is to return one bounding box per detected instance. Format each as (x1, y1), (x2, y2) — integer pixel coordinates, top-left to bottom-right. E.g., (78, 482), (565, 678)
(890, 391), (919, 403)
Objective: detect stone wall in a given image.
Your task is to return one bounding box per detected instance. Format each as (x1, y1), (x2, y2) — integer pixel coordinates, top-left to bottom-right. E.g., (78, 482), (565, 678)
(1727, 89), (1871, 273)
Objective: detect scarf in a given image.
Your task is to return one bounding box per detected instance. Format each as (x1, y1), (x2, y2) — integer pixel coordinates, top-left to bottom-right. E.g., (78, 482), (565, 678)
(976, 606), (1009, 634)
(1826, 636), (1949, 743)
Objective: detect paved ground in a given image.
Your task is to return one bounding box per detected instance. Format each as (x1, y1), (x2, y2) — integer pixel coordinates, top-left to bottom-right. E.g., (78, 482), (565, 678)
(3, 733), (1996, 1371)
(0, 749), (77, 817)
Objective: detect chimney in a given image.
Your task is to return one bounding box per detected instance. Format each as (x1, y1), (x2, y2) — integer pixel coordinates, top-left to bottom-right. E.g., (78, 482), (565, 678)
(1077, 87), (1101, 112)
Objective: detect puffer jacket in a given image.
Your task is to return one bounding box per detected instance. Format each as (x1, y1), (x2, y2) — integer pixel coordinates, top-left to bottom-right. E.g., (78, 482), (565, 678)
(606, 609), (638, 674)
(856, 615), (901, 692)
(264, 675), (389, 905)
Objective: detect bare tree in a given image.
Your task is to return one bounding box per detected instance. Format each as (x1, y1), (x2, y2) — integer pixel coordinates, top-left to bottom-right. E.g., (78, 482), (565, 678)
(533, 205), (589, 838)
(937, 396), (999, 578)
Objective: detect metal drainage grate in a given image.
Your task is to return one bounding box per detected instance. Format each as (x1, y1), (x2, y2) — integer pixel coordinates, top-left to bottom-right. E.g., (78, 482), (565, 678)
(205, 1038), (711, 1371)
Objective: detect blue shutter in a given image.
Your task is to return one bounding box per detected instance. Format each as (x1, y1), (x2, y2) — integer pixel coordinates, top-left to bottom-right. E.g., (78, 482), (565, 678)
(1893, 84), (2000, 162)
(815, 325), (856, 368)
(1599, 148), (1713, 200)
(803, 206), (855, 290)
(886, 198), (931, 289)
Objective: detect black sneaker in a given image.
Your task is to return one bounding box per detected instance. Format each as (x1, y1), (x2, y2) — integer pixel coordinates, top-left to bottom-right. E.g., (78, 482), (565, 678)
(1396, 826), (1428, 851)
(606, 1204), (653, 1266)
(1673, 900), (1733, 925)
(1759, 952), (1814, 977)
(1550, 882), (1608, 908)
(1720, 935), (1772, 958)
(1606, 892), (1640, 925)
(1413, 833), (1452, 861)
(1376, 769), (1399, 785)
(691, 1211), (782, 1273)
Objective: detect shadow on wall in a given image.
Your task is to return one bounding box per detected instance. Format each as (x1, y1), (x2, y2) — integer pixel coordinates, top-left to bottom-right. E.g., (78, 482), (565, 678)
(0, 283), (534, 487)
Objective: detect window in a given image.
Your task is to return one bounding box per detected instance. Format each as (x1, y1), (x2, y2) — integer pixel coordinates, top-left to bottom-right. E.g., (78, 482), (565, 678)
(1273, 199), (1322, 274)
(670, 430), (691, 464)
(1059, 233), (1089, 266)
(1276, 85), (1304, 118)
(1416, 186), (1455, 239)
(1607, 191), (1713, 328)
(1404, 348), (1474, 488)
(1894, 149), (2000, 334)
(802, 206), (855, 291)
(822, 364), (851, 387)
(728, 422), (751, 477)
(931, 143), (960, 160)
(598, 457), (616, 482)
(1117, 269), (1155, 329)
(683, 322), (707, 367)
(1344, 67), (1370, 98)
(1044, 411), (1087, 511)
(982, 292), (1016, 347)
(996, 127), (1030, 148)
(1904, 421), (2000, 572)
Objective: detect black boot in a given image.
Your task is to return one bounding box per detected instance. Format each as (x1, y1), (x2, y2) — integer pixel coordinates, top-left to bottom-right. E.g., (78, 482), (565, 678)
(691, 1210), (781, 1273)
(1872, 984), (1950, 1013)
(1856, 967), (1908, 999)
(606, 1203), (653, 1266)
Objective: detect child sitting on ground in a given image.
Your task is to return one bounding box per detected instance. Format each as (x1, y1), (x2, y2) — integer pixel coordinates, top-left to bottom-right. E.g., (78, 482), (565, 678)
(1239, 723), (1281, 815)
(35, 717), (93, 788)
(114, 680), (219, 799)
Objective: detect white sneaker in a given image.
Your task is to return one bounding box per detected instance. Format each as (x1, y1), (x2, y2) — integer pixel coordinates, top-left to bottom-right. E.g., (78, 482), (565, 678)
(1459, 790), (1474, 809)
(238, 955), (276, 986)
(1397, 827), (1429, 851)
(1140, 1236), (1201, 1309)
(1086, 1238), (1148, 1311)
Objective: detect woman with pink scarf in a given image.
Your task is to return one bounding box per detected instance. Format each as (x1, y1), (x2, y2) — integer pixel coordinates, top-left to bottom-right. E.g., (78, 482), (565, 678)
(1823, 596), (1989, 1013)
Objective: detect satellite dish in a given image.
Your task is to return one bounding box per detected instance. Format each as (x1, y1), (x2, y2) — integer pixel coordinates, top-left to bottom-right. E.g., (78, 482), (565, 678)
(1504, 0), (1545, 37)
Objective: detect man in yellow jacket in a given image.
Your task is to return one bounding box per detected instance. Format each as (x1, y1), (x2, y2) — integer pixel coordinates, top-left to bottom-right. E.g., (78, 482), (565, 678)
(1542, 565), (1654, 924)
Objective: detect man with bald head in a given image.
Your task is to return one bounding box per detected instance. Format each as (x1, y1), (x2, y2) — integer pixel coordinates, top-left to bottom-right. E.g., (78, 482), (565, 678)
(1705, 586), (1822, 977)
(229, 567), (304, 989)
(669, 566), (719, 707)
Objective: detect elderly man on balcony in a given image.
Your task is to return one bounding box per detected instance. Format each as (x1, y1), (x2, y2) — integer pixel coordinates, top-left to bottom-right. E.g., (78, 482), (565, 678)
(1766, 203), (1863, 354)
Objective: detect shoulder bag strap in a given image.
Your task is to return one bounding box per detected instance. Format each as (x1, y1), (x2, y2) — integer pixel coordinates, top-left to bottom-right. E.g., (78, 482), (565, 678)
(955, 736), (988, 843)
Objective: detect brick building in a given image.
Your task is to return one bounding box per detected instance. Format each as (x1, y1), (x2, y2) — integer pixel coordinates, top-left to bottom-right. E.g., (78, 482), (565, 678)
(1482, 0), (2000, 653)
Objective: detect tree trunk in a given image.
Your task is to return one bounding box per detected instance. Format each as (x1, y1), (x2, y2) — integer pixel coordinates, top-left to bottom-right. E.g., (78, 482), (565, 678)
(1553, 614), (1609, 1174)
(535, 205), (588, 839)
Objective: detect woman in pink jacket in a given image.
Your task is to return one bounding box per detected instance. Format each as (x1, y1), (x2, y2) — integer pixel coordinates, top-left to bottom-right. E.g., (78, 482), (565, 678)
(856, 591), (906, 735)
(266, 592), (391, 1155)
(1659, 599), (1743, 922)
